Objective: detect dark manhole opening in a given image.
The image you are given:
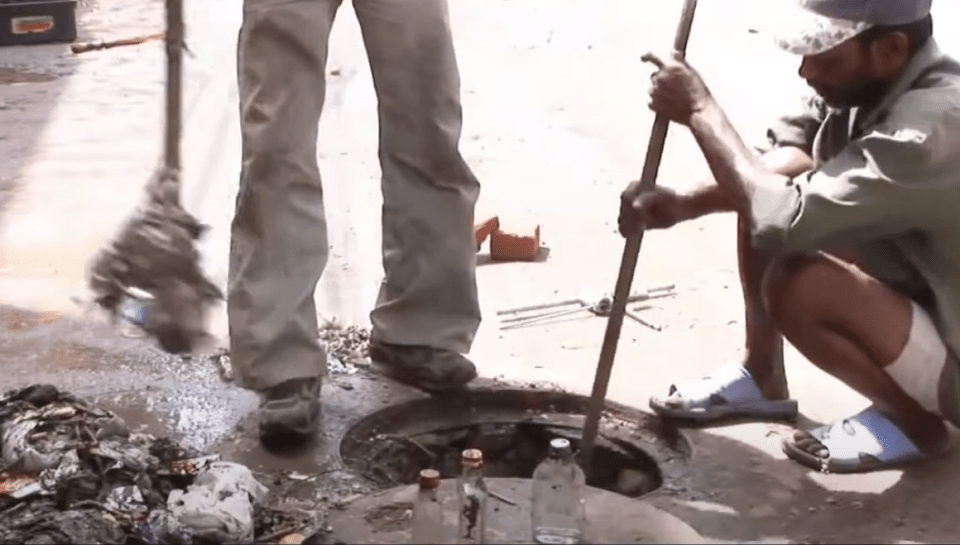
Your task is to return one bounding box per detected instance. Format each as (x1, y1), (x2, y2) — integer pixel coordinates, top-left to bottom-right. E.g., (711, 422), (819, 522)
(339, 389), (686, 499)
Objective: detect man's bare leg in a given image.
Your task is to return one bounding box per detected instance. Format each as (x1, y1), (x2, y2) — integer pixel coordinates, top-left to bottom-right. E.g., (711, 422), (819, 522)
(764, 253), (949, 454)
(737, 147), (817, 401)
(738, 216), (789, 401)
(648, 147), (812, 420)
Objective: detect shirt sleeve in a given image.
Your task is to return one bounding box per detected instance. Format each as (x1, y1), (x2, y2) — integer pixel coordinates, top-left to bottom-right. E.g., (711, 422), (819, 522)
(749, 101), (960, 254)
(754, 94), (828, 155)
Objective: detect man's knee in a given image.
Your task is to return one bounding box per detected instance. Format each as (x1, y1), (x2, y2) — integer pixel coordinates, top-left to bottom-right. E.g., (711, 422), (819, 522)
(760, 253), (824, 320)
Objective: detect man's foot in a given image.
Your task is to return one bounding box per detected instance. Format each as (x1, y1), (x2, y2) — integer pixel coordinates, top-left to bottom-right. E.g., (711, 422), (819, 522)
(649, 363), (799, 423)
(258, 377), (321, 444)
(782, 406), (950, 473)
(368, 340), (477, 394)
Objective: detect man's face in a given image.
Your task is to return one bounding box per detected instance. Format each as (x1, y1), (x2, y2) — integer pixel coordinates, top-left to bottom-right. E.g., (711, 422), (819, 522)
(798, 38), (889, 108)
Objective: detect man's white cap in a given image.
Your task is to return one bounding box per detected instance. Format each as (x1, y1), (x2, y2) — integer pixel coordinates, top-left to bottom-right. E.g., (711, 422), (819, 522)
(767, 0), (933, 56)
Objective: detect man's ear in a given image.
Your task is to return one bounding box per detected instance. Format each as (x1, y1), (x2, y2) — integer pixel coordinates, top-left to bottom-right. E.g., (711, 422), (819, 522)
(870, 32), (911, 77)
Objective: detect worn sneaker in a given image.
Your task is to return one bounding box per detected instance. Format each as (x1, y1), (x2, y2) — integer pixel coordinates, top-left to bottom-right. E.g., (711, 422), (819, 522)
(368, 340), (478, 394)
(258, 377), (321, 443)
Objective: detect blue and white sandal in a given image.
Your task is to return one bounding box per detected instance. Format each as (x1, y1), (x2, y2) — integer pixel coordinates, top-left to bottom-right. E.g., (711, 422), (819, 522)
(783, 406), (946, 473)
(649, 363), (799, 422)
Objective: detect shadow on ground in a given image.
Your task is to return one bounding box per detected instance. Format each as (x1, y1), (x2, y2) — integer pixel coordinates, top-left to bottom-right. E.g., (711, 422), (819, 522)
(651, 425), (960, 544)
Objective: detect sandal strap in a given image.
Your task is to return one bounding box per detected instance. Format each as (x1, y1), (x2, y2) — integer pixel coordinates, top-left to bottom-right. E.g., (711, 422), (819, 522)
(671, 363), (765, 406)
(809, 407), (921, 464)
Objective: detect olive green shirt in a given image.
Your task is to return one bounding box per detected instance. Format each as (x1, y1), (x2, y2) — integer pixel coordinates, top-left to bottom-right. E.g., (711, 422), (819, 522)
(754, 39), (960, 426)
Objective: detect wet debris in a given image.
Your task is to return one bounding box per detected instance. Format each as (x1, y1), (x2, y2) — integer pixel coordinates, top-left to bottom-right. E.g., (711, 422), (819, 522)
(88, 168), (223, 355)
(206, 349), (234, 382)
(166, 462), (268, 543)
(318, 320), (370, 364)
(206, 321), (370, 383)
(0, 384), (326, 544)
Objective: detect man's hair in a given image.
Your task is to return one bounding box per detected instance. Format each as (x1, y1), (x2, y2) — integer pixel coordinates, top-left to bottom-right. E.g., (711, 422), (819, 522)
(857, 14), (934, 56)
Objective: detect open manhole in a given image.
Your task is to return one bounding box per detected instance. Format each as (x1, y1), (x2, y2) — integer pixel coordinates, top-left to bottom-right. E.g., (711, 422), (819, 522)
(338, 389), (690, 499)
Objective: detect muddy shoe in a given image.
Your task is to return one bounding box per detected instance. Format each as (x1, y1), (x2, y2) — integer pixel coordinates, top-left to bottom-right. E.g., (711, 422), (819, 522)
(258, 377), (321, 443)
(368, 340), (477, 394)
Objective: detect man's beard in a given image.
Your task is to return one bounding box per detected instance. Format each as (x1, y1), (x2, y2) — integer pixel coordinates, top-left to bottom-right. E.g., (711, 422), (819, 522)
(813, 78), (890, 109)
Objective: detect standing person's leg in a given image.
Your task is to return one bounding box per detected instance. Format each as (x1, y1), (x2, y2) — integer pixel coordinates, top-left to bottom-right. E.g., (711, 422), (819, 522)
(229, 0), (342, 441)
(353, 0), (481, 393)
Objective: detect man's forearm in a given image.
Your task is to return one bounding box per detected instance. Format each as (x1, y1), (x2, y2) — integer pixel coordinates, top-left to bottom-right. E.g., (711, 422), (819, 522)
(687, 100), (793, 215)
(685, 145), (815, 219)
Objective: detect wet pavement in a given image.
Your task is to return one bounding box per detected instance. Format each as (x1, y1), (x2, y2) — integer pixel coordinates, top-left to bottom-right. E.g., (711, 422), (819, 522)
(3, 0), (960, 543)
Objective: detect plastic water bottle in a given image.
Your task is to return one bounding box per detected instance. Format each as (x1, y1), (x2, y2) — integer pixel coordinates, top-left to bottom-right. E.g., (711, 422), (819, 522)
(118, 288), (155, 328)
(531, 438), (586, 544)
(456, 449), (488, 544)
(413, 469), (443, 544)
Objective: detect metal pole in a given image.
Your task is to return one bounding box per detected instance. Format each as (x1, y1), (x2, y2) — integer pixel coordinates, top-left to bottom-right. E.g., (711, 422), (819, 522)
(579, 0), (700, 477)
(164, 0), (184, 178)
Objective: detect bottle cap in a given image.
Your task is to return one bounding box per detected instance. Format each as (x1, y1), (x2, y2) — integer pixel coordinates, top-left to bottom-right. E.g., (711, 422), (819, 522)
(462, 449), (484, 468)
(549, 438), (572, 457)
(419, 469), (441, 489)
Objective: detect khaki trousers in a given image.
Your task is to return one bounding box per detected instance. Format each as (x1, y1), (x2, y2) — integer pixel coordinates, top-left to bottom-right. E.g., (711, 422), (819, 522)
(228, 0), (481, 391)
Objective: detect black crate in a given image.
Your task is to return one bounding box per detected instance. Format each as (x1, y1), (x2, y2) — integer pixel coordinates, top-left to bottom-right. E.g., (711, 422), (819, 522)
(0, 0), (77, 46)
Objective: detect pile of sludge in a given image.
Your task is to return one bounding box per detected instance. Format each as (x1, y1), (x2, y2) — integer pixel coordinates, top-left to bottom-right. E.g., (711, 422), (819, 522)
(0, 384), (327, 544)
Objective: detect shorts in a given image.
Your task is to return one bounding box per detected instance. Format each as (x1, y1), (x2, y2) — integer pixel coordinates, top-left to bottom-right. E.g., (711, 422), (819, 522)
(885, 300), (960, 426)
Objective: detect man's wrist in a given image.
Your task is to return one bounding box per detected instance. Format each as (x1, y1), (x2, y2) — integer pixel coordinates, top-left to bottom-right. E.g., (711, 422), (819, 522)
(682, 185), (732, 219)
(690, 97), (722, 129)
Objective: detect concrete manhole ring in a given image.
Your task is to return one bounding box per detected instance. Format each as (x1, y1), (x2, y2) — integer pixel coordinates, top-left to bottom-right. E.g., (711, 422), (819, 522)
(337, 388), (691, 499)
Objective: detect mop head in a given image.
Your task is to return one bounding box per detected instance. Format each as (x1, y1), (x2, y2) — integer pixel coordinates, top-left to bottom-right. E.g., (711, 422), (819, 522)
(88, 168), (223, 354)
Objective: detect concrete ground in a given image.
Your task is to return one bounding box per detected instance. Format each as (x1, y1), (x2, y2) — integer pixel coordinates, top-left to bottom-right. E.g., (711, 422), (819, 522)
(1, 0), (959, 542)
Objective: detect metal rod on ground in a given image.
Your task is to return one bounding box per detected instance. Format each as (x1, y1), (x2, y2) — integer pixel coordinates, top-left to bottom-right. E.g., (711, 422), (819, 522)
(579, 0), (700, 478)
(70, 32), (165, 54)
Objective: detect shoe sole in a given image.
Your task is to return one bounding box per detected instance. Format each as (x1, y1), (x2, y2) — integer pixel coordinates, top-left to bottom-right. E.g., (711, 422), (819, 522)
(649, 397), (799, 423)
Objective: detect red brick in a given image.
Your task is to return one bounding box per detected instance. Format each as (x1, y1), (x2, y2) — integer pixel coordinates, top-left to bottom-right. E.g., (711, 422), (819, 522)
(474, 216), (500, 251)
(490, 225), (541, 261)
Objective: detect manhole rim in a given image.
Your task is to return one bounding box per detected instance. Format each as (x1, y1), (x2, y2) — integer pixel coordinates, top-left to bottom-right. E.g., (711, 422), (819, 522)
(335, 387), (692, 499)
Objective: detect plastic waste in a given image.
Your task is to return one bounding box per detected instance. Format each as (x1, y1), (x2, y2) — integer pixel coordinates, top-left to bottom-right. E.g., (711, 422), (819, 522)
(166, 461), (269, 543)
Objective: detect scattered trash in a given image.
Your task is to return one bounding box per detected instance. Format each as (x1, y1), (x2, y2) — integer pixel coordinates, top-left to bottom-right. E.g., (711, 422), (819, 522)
(107, 485), (149, 514)
(166, 455), (221, 477)
(288, 472), (315, 482)
(0, 384), (326, 544)
(0, 474), (42, 498)
(327, 355), (358, 376)
(209, 349), (234, 382)
(319, 320), (370, 364)
(166, 462), (268, 543)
